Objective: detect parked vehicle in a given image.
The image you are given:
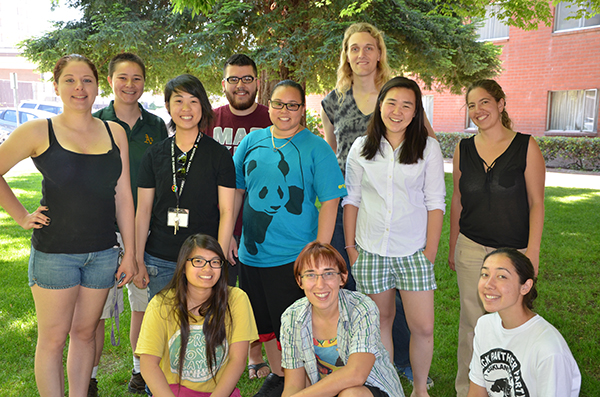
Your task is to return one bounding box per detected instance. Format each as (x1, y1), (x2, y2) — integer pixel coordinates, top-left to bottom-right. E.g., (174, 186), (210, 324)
(0, 125), (11, 144)
(19, 100), (63, 115)
(0, 108), (57, 132)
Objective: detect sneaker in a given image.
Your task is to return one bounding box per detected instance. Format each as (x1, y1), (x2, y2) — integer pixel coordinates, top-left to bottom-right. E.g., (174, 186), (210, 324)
(395, 365), (434, 389)
(128, 370), (147, 394)
(253, 373), (285, 397)
(87, 378), (98, 397)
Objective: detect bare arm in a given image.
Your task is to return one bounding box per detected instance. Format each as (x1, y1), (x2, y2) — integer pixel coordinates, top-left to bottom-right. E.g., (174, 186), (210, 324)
(466, 381), (488, 397)
(523, 137), (546, 275)
(209, 341), (250, 397)
(134, 187), (154, 289)
(316, 198), (339, 244)
(423, 209), (444, 264)
(228, 188), (246, 263)
(140, 354), (176, 397)
(112, 122), (137, 285)
(217, 185), (235, 260)
(343, 204), (359, 266)
(282, 367), (308, 397)
(448, 144), (462, 271)
(286, 352), (375, 397)
(0, 120), (50, 229)
(321, 109), (337, 153)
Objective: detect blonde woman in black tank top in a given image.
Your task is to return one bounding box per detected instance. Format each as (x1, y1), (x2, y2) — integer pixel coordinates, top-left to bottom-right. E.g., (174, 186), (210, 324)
(0, 54), (136, 397)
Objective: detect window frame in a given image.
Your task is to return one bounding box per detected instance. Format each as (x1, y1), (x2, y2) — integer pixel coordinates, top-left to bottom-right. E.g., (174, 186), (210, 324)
(554, 2), (600, 33)
(476, 5), (510, 41)
(546, 89), (599, 134)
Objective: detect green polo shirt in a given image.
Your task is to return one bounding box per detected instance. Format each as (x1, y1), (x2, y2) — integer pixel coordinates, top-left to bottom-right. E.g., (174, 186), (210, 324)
(94, 101), (169, 207)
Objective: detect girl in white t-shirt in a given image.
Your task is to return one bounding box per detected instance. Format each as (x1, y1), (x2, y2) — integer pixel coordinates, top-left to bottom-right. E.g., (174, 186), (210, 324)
(343, 76), (445, 397)
(468, 248), (581, 397)
(136, 234), (258, 397)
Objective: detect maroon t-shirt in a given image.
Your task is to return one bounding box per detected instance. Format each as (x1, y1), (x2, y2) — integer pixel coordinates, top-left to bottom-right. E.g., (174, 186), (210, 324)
(207, 104), (271, 235)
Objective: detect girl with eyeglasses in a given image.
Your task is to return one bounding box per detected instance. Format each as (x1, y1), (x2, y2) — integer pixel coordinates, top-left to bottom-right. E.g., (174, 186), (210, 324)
(280, 241), (403, 397)
(136, 234), (258, 397)
(232, 80), (346, 395)
(136, 74), (236, 300)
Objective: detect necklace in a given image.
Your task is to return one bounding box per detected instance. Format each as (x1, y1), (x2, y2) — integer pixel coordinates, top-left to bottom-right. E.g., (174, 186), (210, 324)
(271, 126), (301, 152)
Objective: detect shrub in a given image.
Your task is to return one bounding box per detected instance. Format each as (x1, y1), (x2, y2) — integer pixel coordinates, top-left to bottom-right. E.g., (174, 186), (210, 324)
(437, 132), (600, 171)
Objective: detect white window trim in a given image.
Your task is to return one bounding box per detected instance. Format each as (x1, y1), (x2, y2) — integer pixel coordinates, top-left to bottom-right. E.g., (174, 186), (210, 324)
(546, 89), (599, 134)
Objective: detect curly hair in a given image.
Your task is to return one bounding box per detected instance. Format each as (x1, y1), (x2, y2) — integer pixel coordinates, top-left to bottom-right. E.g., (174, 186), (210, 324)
(466, 79), (513, 130)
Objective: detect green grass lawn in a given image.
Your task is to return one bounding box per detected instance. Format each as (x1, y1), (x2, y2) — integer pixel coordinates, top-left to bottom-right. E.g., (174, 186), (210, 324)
(1, 172), (599, 396)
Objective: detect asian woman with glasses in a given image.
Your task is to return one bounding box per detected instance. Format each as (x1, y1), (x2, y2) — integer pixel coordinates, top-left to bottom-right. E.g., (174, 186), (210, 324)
(136, 233), (258, 397)
(135, 74), (236, 300)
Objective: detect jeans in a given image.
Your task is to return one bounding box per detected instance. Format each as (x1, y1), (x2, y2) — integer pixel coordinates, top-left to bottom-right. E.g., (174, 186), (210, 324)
(144, 252), (177, 300)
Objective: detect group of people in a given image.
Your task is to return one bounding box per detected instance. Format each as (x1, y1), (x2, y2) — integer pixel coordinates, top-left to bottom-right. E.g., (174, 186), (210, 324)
(0, 20), (582, 397)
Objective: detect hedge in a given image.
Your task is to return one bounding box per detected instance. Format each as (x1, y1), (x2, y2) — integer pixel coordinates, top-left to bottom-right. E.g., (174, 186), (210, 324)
(437, 132), (600, 171)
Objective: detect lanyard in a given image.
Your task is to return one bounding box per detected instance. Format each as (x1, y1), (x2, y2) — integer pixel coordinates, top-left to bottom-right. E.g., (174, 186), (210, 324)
(171, 133), (201, 207)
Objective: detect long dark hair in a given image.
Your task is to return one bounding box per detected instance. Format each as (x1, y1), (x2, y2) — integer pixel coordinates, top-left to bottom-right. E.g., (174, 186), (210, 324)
(483, 248), (538, 310)
(466, 79), (513, 130)
(361, 76), (428, 164)
(161, 234), (231, 383)
(164, 74), (214, 132)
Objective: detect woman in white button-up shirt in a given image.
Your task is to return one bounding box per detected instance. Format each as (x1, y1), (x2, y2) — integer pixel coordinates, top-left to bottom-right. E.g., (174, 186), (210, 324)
(343, 76), (445, 397)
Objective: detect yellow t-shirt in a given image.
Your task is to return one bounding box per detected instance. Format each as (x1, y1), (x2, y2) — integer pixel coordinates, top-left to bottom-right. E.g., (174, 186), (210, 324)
(136, 287), (258, 392)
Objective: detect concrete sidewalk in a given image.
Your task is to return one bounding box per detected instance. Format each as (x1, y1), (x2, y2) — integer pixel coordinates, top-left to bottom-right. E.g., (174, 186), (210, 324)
(442, 160), (600, 189)
(5, 157), (600, 190)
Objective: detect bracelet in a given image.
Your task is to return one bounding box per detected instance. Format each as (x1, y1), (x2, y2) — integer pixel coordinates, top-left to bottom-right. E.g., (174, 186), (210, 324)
(345, 245), (356, 249)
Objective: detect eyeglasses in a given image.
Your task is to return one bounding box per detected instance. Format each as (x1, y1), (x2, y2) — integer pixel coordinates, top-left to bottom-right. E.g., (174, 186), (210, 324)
(187, 257), (224, 269)
(269, 100), (303, 111)
(224, 75), (255, 85)
(300, 272), (340, 282)
(176, 152), (187, 180)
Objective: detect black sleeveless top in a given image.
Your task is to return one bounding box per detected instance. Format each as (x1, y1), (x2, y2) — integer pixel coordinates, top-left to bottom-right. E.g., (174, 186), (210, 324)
(458, 132), (530, 249)
(32, 119), (121, 253)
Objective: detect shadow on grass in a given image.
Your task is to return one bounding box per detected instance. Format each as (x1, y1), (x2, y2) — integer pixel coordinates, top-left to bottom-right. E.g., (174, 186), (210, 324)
(1, 174), (599, 396)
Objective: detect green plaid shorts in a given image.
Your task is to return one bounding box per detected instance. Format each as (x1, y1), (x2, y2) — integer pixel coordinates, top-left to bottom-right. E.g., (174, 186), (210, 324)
(353, 246), (437, 294)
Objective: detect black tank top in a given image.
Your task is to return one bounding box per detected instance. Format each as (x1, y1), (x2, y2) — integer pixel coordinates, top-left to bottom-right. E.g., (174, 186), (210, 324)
(32, 119), (121, 253)
(458, 132), (530, 249)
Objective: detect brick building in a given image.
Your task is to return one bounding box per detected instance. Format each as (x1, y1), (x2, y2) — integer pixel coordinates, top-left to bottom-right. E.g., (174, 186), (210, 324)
(308, 3), (600, 137)
(421, 3), (600, 137)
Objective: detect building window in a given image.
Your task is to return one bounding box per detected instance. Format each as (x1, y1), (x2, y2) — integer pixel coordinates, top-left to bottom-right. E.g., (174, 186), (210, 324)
(554, 2), (600, 32)
(547, 89), (598, 132)
(423, 95), (434, 126)
(476, 6), (510, 41)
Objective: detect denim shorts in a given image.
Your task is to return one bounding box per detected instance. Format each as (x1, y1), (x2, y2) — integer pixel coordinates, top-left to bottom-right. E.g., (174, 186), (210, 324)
(144, 252), (177, 300)
(28, 246), (120, 290)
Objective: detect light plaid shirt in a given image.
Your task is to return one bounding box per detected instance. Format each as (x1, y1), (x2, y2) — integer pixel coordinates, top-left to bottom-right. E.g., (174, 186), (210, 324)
(281, 289), (404, 396)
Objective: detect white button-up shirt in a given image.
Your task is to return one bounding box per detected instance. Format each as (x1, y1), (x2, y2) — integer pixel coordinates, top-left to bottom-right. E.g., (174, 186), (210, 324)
(343, 136), (445, 257)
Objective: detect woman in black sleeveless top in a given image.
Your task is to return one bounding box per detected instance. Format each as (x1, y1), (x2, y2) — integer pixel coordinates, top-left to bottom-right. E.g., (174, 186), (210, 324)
(0, 54), (136, 397)
(448, 79), (546, 397)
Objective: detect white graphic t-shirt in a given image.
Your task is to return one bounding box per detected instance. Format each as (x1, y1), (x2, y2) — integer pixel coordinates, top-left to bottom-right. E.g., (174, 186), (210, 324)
(470, 312), (581, 397)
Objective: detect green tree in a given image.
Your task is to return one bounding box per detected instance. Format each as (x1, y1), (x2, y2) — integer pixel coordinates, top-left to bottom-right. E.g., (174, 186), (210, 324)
(443, 0), (600, 31)
(22, 0), (502, 97)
